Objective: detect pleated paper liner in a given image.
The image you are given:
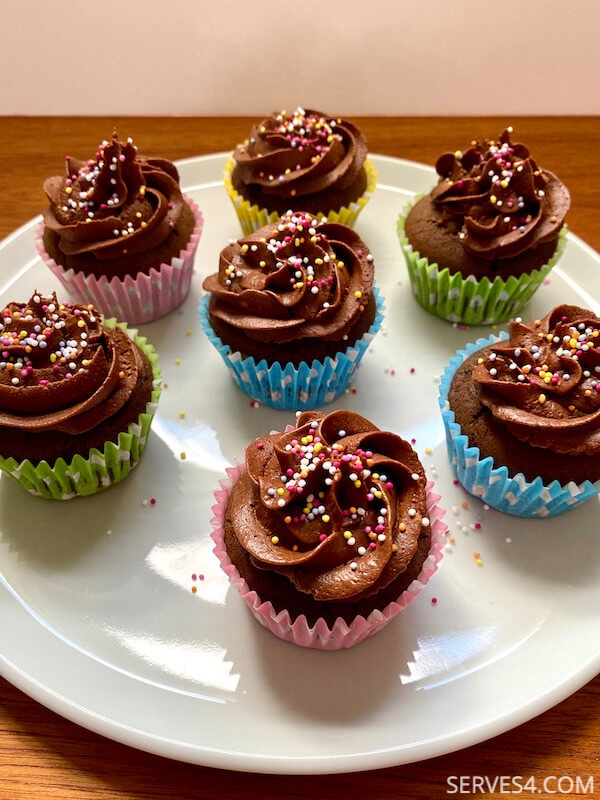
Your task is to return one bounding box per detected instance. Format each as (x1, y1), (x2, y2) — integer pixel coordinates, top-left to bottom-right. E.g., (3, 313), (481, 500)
(223, 157), (377, 236)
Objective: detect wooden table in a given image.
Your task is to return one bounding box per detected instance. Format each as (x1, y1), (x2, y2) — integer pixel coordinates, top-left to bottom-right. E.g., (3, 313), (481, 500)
(1, 117), (599, 800)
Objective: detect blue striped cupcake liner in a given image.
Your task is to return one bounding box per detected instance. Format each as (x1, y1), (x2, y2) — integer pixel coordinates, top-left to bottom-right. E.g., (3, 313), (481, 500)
(199, 285), (384, 411)
(438, 334), (600, 517)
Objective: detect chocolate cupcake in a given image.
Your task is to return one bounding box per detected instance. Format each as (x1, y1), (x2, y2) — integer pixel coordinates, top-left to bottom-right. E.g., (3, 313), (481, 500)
(200, 211), (384, 409)
(439, 304), (600, 516)
(210, 409), (447, 649)
(0, 292), (161, 499)
(224, 107), (376, 234)
(398, 127), (570, 325)
(37, 132), (203, 324)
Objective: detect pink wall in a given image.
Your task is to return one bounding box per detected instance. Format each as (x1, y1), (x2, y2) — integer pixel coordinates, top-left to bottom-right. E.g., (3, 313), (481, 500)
(1, 1), (598, 115)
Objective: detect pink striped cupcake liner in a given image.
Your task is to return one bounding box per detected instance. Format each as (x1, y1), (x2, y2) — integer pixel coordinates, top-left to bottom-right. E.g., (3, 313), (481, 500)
(210, 460), (447, 650)
(36, 196), (203, 325)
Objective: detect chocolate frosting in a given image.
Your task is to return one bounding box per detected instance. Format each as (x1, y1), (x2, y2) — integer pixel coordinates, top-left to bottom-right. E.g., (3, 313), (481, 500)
(202, 211), (374, 345)
(43, 133), (190, 263)
(0, 293), (141, 434)
(431, 128), (570, 260)
(232, 107), (367, 201)
(227, 410), (429, 602)
(473, 305), (600, 454)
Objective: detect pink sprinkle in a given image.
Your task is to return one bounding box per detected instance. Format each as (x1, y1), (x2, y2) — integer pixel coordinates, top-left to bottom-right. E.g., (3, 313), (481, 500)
(431, 597), (438, 605)
(150, 498), (156, 505)
(369, 542), (377, 550)
(257, 442), (264, 449)
(191, 573), (197, 581)
(319, 534), (327, 541)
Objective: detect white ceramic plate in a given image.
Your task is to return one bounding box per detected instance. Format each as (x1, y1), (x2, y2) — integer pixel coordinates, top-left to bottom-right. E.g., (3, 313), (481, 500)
(1, 154), (599, 775)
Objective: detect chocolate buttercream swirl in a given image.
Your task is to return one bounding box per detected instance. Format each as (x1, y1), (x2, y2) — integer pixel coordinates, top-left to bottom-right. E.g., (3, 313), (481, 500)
(233, 107), (367, 200)
(202, 211), (374, 345)
(431, 128), (570, 259)
(228, 410), (429, 602)
(0, 292), (140, 434)
(473, 305), (600, 454)
(43, 132), (189, 261)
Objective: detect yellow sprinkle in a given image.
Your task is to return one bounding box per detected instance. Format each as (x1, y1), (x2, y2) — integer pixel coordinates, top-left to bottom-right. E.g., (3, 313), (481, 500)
(343, 530), (352, 539)
(292, 544), (298, 551)
(65, 187), (72, 194)
(477, 358), (484, 364)
(180, 452), (186, 460)
(490, 194), (497, 204)
(538, 394), (547, 404)
(118, 371), (125, 379)
(354, 291), (362, 299)
(179, 411), (186, 419)
(175, 358), (181, 365)
(186, 329), (192, 336)
(476, 558), (483, 566)
(136, 211), (142, 218)
(271, 536), (279, 545)
(277, 487), (285, 496)
(354, 480), (361, 488)
(399, 523), (407, 532)
(425, 447), (433, 455)
(322, 514), (330, 523)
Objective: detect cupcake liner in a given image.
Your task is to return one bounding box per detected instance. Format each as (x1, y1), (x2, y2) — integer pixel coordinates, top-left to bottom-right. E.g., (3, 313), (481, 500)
(199, 285), (384, 410)
(438, 334), (600, 517)
(210, 460), (447, 650)
(36, 196), (204, 325)
(397, 205), (568, 326)
(223, 157), (377, 236)
(0, 320), (162, 500)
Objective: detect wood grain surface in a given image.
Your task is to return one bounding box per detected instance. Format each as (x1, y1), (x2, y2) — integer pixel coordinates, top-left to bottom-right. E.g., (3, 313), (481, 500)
(0, 117), (599, 800)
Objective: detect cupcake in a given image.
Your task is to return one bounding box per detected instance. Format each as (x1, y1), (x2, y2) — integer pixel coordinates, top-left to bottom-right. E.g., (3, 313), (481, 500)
(398, 127), (570, 325)
(0, 292), (161, 499)
(211, 409), (447, 649)
(200, 211), (384, 409)
(224, 107), (376, 234)
(439, 304), (600, 517)
(37, 132), (203, 324)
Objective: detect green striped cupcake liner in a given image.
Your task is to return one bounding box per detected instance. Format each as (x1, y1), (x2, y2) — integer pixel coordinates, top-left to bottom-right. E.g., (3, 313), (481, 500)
(0, 319), (162, 500)
(397, 204), (567, 326)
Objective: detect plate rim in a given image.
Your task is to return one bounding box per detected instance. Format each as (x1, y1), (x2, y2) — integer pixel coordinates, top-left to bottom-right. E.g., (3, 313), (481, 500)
(1, 151), (599, 775)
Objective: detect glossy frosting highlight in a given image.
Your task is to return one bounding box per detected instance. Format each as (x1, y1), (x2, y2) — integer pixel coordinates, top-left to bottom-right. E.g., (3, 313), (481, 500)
(431, 127), (570, 260)
(0, 292), (141, 435)
(227, 409), (430, 603)
(473, 304), (600, 455)
(202, 211), (374, 348)
(233, 107), (367, 198)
